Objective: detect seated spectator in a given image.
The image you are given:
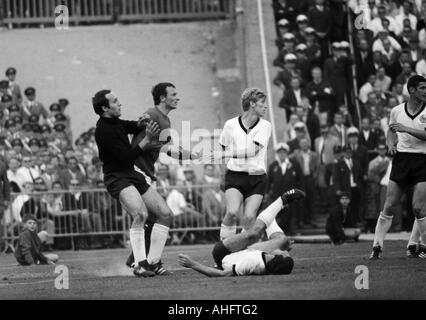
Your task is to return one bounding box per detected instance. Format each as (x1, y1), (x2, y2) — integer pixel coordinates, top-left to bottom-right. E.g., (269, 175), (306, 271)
(16, 155), (40, 186)
(359, 74), (376, 105)
(326, 193), (361, 245)
(284, 114), (302, 141)
(57, 156), (87, 189)
(297, 98), (321, 148)
(7, 157), (25, 194)
(294, 14), (310, 44)
(367, 4), (399, 37)
(14, 214), (58, 266)
(272, 0), (297, 32)
(395, 61), (416, 85)
(22, 87), (49, 123)
(395, 1), (417, 33)
(294, 43), (311, 85)
(201, 177), (225, 227)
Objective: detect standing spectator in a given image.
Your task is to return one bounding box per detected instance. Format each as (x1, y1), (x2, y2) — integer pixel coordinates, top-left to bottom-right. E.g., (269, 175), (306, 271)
(290, 137), (319, 227)
(267, 142), (303, 235)
(386, 50), (411, 83)
(304, 27), (322, 67)
(375, 66), (392, 93)
(287, 121), (309, 153)
(355, 38), (374, 86)
(21, 87), (49, 123)
(314, 124), (340, 210)
(329, 0), (348, 43)
(0, 157), (10, 243)
(274, 52), (300, 90)
(294, 14), (310, 44)
(332, 145), (363, 227)
(306, 66), (335, 125)
(279, 76), (307, 121)
(5, 67), (22, 105)
(275, 19), (291, 52)
(298, 97), (321, 149)
(324, 42), (352, 107)
(326, 193), (361, 245)
(294, 43), (312, 85)
(359, 117), (381, 160)
(284, 114), (302, 141)
(359, 74), (376, 105)
(272, 0), (297, 32)
(273, 34), (297, 69)
(307, 0), (332, 59)
(328, 112), (348, 147)
(415, 48), (426, 77)
(392, 81), (409, 104)
(365, 144), (390, 232)
(325, 145), (343, 207)
(395, 1), (417, 33)
(201, 177), (225, 228)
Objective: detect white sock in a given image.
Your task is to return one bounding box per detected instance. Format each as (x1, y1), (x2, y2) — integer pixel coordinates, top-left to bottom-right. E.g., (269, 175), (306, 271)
(408, 219), (421, 247)
(147, 223), (169, 264)
(129, 227), (146, 264)
(257, 198), (284, 228)
(416, 216), (426, 247)
(220, 224), (237, 240)
(373, 212), (393, 248)
(266, 219), (284, 239)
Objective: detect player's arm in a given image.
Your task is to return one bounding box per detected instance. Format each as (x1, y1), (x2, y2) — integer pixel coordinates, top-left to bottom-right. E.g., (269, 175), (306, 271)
(164, 145), (199, 160)
(178, 254), (233, 277)
(390, 123), (426, 141)
(223, 142), (263, 159)
(386, 128), (398, 154)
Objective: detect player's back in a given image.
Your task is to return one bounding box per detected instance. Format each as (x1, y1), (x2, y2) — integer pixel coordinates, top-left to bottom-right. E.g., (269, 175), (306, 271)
(221, 249), (266, 276)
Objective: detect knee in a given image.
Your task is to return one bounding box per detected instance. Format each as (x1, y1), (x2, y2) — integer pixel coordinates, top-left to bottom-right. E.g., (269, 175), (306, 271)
(130, 208), (147, 223)
(383, 201), (398, 216)
(157, 208), (173, 225)
(246, 230), (261, 243)
(412, 206), (426, 219)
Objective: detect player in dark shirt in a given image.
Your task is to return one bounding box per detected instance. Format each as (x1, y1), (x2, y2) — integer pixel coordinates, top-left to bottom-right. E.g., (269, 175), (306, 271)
(126, 82), (199, 269)
(93, 89), (172, 277)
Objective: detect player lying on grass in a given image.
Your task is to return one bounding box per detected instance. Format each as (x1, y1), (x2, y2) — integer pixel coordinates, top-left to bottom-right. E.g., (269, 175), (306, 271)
(178, 188), (305, 276)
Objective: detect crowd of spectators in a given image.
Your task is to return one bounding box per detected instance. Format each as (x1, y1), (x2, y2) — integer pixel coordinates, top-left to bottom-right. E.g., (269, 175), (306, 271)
(270, 0), (422, 237)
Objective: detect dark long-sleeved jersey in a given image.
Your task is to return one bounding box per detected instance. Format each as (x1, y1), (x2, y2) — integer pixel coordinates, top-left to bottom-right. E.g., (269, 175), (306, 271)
(95, 117), (144, 175)
(14, 229), (48, 265)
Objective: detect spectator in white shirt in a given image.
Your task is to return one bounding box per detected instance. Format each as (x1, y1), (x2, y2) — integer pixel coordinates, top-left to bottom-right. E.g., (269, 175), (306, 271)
(395, 2), (417, 33)
(6, 157), (25, 192)
(374, 66), (392, 93)
(372, 30), (401, 58)
(16, 155), (40, 187)
(359, 74), (376, 104)
(415, 48), (426, 77)
(368, 5), (400, 36)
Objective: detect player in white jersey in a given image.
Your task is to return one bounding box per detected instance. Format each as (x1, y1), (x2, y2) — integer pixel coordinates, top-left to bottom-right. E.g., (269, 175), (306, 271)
(370, 75), (426, 259)
(203, 88), (272, 240)
(178, 189), (305, 276)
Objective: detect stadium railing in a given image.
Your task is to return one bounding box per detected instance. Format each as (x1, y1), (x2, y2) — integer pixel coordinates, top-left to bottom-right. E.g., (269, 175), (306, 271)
(1, 0), (236, 26)
(0, 184), (227, 252)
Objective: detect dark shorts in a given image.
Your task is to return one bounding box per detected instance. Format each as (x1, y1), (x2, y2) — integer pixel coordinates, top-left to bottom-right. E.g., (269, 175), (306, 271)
(212, 241), (231, 270)
(104, 170), (150, 200)
(224, 170), (267, 199)
(390, 152), (426, 188)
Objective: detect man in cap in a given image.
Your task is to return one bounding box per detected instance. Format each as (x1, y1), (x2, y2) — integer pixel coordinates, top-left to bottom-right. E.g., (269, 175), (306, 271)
(267, 142), (303, 234)
(5, 67), (22, 105)
(273, 53), (300, 91)
(294, 43), (312, 84)
(275, 19), (291, 52)
(22, 87), (49, 123)
(307, 0), (332, 58)
(287, 121), (308, 154)
(178, 188), (305, 277)
(273, 0), (297, 32)
(294, 14), (309, 43)
(273, 32), (298, 68)
(323, 42), (352, 107)
(304, 26), (323, 65)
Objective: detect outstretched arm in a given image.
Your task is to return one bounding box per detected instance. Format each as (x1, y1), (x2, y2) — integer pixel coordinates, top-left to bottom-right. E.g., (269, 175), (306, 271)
(163, 145), (200, 160)
(178, 254), (233, 277)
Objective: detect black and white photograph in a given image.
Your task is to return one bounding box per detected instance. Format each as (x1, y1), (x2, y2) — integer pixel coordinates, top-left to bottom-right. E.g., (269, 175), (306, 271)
(0, 0), (425, 308)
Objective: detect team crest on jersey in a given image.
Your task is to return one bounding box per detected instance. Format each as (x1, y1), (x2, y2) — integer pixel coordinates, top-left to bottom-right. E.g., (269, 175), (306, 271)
(420, 114), (426, 123)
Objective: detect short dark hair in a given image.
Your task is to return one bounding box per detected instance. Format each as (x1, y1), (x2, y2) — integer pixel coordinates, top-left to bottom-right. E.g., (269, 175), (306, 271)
(92, 89), (111, 115)
(265, 255), (294, 275)
(407, 75), (426, 94)
(151, 82), (175, 105)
